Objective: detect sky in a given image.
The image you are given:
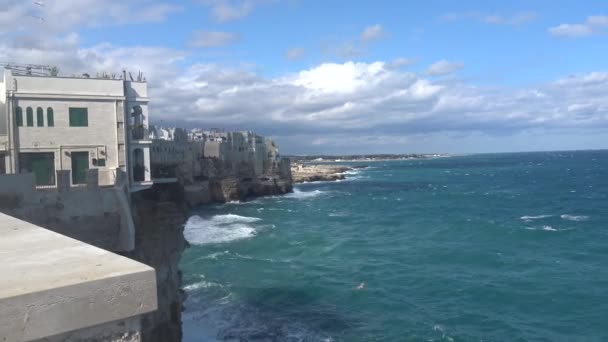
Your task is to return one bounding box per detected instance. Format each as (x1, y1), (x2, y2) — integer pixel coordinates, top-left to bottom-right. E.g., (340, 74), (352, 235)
(1, 0), (607, 154)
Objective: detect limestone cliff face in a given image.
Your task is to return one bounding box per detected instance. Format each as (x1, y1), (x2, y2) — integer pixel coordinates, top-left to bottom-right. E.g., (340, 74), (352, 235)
(128, 184), (189, 342)
(207, 176), (293, 203)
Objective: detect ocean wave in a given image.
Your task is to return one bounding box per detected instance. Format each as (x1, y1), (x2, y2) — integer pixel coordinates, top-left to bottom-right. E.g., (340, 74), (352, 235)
(560, 214), (589, 222)
(184, 214), (261, 245)
(525, 225), (558, 232)
(183, 280), (224, 292)
(520, 215), (553, 220)
(285, 188), (326, 199)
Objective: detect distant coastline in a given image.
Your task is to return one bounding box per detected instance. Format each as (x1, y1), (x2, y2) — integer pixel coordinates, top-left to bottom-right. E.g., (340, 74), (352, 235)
(288, 153), (450, 164)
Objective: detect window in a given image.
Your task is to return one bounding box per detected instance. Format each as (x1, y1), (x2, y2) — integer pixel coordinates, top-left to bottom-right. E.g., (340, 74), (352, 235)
(36, 107), (44, 127)
(19, 152), (56, 186)
(92, 158), (106, 167)
(26, 107), (33, 127)
(69, 107), (88, 127)
(16, 107), (23, 126)
(47, 107), (54, 127)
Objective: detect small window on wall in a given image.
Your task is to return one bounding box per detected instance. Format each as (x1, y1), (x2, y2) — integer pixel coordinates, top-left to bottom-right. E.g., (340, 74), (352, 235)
(36, 107), (44, 127)
(47, 107), (54, 127)
(15, 107), (23, 126)
(26, 107), (34, 127)
(69, 107), (88, 127)
(93, 158), (106, 167)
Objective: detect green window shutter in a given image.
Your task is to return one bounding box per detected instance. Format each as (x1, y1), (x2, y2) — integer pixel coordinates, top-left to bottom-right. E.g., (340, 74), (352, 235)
(47, 108), (54, 127)
(16, 107), (23, 126)
(36, 107), (44, 126)
(26, 107), (34, 127)
(69, 108), (88, 127)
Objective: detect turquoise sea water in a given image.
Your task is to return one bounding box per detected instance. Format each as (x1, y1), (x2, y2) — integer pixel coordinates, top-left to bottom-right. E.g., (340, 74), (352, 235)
(181, 151), (608, 341)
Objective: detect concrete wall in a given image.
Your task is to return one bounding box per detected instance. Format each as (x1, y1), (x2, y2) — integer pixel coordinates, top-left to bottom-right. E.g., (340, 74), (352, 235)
(0, 75), (6, 135)
(0, 172), (135, 251)
(14, 98), (120, 185)
(125, 81), (148, 99)
(0, 212), (157, 342)
(13, 75), (124, 97)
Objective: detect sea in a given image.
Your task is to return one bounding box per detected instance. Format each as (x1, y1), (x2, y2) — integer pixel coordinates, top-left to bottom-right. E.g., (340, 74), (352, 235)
(180, 150), (608, 342)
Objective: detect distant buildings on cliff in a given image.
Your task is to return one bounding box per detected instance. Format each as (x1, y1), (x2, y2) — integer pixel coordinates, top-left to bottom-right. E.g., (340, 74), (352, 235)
(148, 125), (289, 183)
(0, 65), (152, 191)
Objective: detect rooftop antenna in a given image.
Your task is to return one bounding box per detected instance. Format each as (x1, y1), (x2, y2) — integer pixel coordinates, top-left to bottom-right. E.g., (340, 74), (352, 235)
(32, 1), (45, 69)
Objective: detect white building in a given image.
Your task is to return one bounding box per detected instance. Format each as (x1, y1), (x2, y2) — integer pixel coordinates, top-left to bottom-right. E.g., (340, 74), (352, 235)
(0, 68), (152, 191)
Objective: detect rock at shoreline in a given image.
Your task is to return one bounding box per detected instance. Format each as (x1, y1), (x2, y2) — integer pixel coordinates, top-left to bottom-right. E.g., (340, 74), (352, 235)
(291, 163), (353, 183)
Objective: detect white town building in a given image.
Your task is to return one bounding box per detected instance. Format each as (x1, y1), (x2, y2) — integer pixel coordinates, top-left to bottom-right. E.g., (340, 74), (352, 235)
(0, 67), (153, 191)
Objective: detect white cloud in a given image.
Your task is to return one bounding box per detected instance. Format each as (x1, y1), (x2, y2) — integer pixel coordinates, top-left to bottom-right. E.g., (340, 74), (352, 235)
(0, 0), (180, 36)
(426, 60), (464, 76)
(386, 57), (416, 69)
(548, 24), (593, 37)
(441, 11), (537, 26)
(188, 30), (240, 48)
(4, 35), (606, 152)
(290, 61), (387, 93)
(587, 15), (608, 26)
(0, 0), (605, 153)
(198, 0), (276, 22)
(549, 15), (608, 38)
(285, 47), (305, 60)
(324, 24), (388, 59)
(361, 24), (385, 42)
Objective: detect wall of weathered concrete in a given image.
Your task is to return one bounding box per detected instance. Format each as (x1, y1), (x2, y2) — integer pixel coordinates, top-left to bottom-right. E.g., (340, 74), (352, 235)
(0, 173), (134, 251)
(0, 212), (157, 342)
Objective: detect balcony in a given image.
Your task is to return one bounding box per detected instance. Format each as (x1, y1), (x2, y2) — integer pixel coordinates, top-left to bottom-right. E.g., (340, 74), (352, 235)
(130, 124), (150, 141)
(0, 212), (157, 341)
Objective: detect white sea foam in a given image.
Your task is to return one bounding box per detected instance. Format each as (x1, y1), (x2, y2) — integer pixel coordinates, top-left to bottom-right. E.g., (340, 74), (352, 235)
(199, 250), (230, 260)
(560, 214), (589, 222)
(526, 225), (558, 231)
(184, 214), (261, 245)
(520, 215), (553, 220)
(183, 280), (224, 292)
(285, 188), (326, 199)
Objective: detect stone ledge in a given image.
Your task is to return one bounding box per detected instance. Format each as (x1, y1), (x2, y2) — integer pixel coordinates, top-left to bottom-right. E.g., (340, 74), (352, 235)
(0, 212), (157, 342)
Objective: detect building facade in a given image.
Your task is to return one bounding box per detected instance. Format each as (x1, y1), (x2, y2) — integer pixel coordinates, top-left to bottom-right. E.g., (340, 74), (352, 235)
(0, 68), (152, 190)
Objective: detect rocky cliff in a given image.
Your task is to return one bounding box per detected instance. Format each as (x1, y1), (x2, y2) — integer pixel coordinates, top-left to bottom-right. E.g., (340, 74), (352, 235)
(128, 183), (189, 342)
(128, 175), (292, 341)
(208, 176), (293, 203)
(291, 164), (355, 183)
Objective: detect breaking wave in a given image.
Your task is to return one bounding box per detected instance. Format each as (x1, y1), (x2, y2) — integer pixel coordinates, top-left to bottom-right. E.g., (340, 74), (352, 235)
(560, 214), (589, 222)
(520, 215), (553, 220)
(184, 214), (261, 245)
(285, 188), (326, 199)
(525, 225), (558, 232)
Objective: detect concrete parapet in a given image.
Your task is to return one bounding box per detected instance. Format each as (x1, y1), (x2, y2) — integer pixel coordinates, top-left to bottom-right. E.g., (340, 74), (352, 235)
(56, 170), (71, 192)
(0, 212), (157, 342)
(86, 168), (99, 188)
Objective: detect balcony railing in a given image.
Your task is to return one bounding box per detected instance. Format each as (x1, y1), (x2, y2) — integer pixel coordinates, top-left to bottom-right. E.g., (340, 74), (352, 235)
(130, 125), (150, 141)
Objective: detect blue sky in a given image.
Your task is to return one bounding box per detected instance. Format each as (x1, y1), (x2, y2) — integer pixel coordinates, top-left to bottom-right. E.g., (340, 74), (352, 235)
(2, 0), (608, 154)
